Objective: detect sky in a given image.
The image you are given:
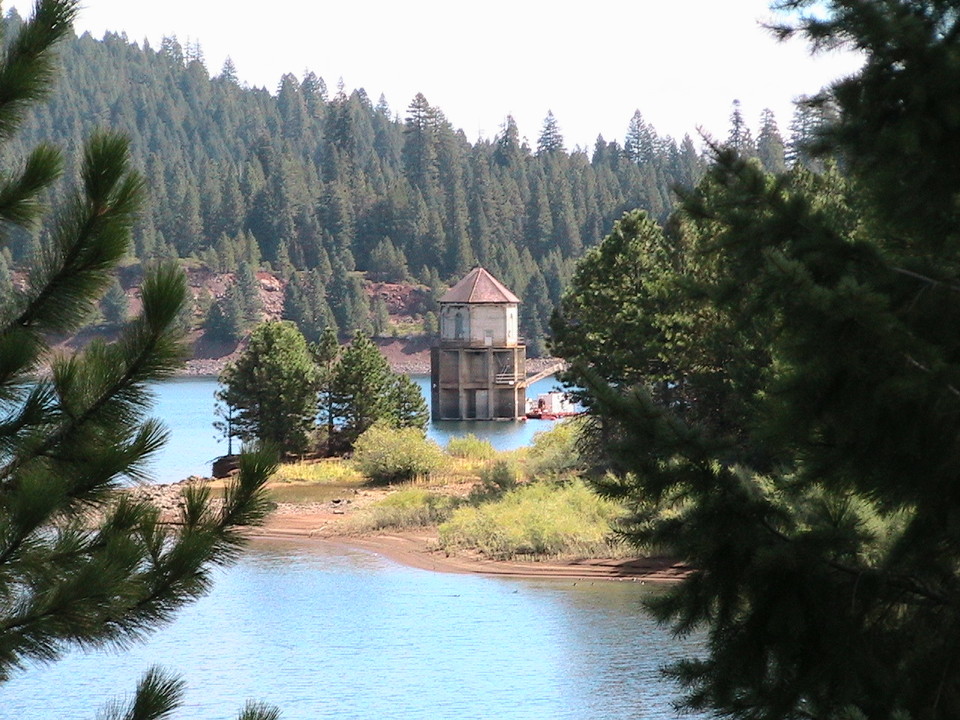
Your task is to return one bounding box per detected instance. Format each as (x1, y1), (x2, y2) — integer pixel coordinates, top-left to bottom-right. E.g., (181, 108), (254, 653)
(8, 0), (863, 150)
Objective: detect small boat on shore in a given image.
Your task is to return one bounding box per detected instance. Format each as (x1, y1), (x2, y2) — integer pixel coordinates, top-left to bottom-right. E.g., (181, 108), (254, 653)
(525, 391), (579, 420)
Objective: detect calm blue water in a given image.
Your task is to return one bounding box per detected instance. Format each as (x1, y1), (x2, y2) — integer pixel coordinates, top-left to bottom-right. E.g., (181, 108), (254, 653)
(2, 540), (708, 720)
(146, 375), (567, 484)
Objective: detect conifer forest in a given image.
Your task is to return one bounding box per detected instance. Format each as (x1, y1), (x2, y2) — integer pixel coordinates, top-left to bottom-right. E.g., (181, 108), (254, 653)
(0, 9), (817, 355)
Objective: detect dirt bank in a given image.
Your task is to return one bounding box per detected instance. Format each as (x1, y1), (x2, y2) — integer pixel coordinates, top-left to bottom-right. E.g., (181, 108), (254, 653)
(245, 502), (686, 582)
(132, 479), (684, 582)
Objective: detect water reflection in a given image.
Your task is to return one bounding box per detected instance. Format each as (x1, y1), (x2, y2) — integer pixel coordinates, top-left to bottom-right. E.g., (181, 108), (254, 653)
(4, 541), (710, 720)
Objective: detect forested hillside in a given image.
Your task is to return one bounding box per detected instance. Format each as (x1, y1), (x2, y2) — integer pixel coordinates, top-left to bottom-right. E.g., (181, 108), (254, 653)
(0, 9), (809, 354)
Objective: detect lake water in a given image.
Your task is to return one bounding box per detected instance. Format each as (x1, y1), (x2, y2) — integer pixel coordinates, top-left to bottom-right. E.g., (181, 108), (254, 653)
(147, 375), (568, 484)
(2, 376), (715, 719)
(2, 540), (709, 720)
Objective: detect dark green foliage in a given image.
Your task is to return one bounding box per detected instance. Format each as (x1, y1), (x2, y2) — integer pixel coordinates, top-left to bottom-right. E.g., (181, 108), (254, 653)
(756, 108), (787, 174)
(327, 261), (370, 337)
(204, 283), (245, 345)
(726, 98), (756, 157)
(370, 293), (390, 336)
(389, 372), (429, 430)
(312, 325), (340, 451)
(0, 0), (812, 361)
(422, 310), (437, 337)
(282, 268), (336, 343)
(402, 93), (440, 193)
(520, 269), (553, 358)
(97, 667), (184, 720)
(780, 0), (960, 261)
(493, 116), (523, 167)
(331, 331), (398, 445)
(366, 237), (409, 282)
(536, 110), (565, 155)
(331, 332), (428, 448)
(217, 321), (318, 453)
(234, 261), (262, 324)
(1, 15), (740, 343)
(554, 3), (960, 718)
(624, 110), (655, 166)
(0, 5), (277, 718)
(786, 95), (834, 170)
(217, 319), (424, 456)
(100, 276), (128, 325)
(550, 209), (681, 404)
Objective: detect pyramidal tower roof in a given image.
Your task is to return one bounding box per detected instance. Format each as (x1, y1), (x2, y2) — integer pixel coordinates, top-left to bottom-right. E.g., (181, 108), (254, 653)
(439, 267), (520, 304)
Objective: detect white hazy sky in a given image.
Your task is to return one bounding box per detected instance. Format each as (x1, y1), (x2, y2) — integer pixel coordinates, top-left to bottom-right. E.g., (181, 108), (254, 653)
(9, 0), (862, 149)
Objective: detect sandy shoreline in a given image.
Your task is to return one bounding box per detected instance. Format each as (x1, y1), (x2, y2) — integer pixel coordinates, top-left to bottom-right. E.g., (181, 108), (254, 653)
(130, 480), (686, 583)
(244, 508), (688, 583)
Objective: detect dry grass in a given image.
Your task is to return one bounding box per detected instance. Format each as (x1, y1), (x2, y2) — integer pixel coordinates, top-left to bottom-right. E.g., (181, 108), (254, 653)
(438, 479), (630, 560)
(341, 486), (460, 532)
(270, 459), (364, 485)
(261, 423), (632, 563)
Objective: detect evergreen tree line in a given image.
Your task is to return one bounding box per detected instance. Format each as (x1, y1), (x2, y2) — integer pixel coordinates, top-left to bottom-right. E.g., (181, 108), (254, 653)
(216, 323), (428, 456)
(0, 9), (832, 353)
(551, 1), (960, 717)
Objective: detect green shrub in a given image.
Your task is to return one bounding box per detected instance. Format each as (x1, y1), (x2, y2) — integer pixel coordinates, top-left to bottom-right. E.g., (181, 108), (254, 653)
(345, 488), (458, 531)
(475, 459), (518, 496)
(439, 479), (627, 559)
(352, 422), (444, 484)
(446, 433), (496, 460)
(524, 418), (586, 479)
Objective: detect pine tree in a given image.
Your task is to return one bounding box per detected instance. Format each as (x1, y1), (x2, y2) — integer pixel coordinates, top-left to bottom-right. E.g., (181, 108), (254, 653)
(312, 325), (340, 454)
(100, 275), (128, 325)
(493, 115), (523, 167)
(536, 110), (565, 155)
(367, 236), (408, 282)
(218, 56), (238, 84)
(172, 184), (203, 256)
(388, 373), (429, 431)
(422, 310), (438, 337)
(370, 293), (390, 336)
(217, 321), (318, 453)
(726, 98), (756, 157)
(0, 4), (276, 718)
(557, 3), (960, 718)
(235, 260), (262, 324)
(756, 108), (786, 174)
(624, 109), (654, 166)
(328, 260), (371, 336)
(402, 92), (439, 192)
(786, 95), (827, 169)
(281, 271), (312, 338)
(331, 331), (393, 446)
(204, 283), (244, 344)
(326, 329), (427, 449)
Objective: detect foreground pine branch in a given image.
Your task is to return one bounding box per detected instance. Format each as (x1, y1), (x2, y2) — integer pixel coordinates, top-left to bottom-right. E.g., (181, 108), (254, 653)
(0, 2), (280, 717)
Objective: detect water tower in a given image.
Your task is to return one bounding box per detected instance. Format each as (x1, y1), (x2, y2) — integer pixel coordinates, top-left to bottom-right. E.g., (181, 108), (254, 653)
(430, 267), (526, 420)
